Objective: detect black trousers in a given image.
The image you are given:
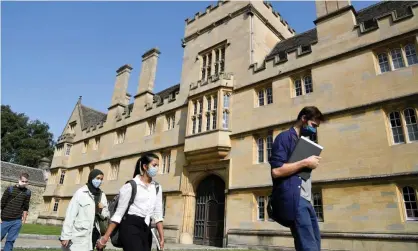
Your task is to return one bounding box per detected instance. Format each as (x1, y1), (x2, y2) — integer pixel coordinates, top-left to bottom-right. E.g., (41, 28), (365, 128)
(119, 214), (152, 251)
(92, 227), (102, 251)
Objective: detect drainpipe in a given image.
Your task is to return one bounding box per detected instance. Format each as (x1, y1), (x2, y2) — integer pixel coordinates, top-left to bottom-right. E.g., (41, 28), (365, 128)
(248, 10), (254, 65)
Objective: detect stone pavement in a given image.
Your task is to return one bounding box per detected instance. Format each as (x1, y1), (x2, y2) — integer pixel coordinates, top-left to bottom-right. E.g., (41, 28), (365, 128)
(1, 234), (226, 250)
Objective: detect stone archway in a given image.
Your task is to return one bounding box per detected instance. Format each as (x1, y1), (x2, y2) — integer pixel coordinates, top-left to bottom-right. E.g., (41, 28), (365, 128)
(193, 174), (225, 247)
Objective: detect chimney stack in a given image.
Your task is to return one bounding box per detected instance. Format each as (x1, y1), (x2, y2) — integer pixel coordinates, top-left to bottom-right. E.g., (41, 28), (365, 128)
(314, 0), (354, 44)
(109, 64), (133, 109)
(136, 48), (160, 95)
(315, 0), (351, 20)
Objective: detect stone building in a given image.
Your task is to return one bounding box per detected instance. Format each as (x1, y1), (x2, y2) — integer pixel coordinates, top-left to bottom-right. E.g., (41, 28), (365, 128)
(1, 160), (49, 223)
(40, 1), (418, 250)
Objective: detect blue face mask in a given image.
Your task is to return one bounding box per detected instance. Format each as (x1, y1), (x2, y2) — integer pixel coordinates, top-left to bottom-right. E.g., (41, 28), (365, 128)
(147, 165), (158, 177)
(301, 124), (317, 137)
(92, 179), (102, 188)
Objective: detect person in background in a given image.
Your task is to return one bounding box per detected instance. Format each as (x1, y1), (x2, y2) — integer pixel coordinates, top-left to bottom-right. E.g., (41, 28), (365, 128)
(1, 172), (31, 251)
(96, 153), (164, 251)
(60, 169), (109, 251)
(269, 106), (325, 251)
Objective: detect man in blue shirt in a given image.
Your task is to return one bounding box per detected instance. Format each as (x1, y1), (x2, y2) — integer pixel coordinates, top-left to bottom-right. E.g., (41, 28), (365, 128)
(269, 106), (325, 251)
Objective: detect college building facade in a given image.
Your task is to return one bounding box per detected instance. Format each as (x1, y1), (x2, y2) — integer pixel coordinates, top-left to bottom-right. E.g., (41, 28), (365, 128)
(39, 1), (418, 250)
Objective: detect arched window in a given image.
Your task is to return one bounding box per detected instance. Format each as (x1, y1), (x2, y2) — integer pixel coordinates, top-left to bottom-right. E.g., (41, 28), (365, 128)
(390, 48), (405, 69)
(404, 44), (418, 66)
(388, 111), (405, 144)
(377, 53), (390, 73)
(402, 186), (418, 220)
(294, 79), (302, 97)
(304, 75), (313, 94)
(403, 108), (418, 142)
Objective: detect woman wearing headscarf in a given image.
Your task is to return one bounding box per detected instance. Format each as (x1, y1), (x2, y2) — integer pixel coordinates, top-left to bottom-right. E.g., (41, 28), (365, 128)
(96, 153), (165, 251)
(60, 169), (109, 251)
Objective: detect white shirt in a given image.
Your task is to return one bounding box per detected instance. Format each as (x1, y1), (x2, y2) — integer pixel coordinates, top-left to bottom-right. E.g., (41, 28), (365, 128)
(111, 176), (163, 226)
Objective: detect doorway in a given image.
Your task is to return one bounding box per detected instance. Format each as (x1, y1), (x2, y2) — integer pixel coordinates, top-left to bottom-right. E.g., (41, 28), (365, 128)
(193, 174), (225, 247)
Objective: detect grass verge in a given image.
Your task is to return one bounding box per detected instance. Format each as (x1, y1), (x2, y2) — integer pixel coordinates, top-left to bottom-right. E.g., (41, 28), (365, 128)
(20, 224), (61, 235)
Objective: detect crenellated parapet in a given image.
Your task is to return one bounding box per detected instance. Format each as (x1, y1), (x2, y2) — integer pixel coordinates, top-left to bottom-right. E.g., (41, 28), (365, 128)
(57, 133), (76, 144)
(189, 72), (233, 98)
(354, 1), (418, 34)
(185, 0), (230, 25)
(144, 84), (180, 111)
(183, 1), (295, 46)
(85, 120), (105, 134)
(249, 28), (317, 74)
(248, 1), (418, 77)
(262, 1), (296, 34)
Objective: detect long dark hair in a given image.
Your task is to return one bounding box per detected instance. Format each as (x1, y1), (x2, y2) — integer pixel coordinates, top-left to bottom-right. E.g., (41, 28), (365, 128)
(133, 152), (159, 177)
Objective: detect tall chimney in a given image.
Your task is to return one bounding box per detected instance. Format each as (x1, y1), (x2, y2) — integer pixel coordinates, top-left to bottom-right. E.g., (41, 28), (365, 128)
(137, 48), (160, 95)
(315, 0), (351, 20)
(109, 64), (133, 109)
(314, 0), (354, 44)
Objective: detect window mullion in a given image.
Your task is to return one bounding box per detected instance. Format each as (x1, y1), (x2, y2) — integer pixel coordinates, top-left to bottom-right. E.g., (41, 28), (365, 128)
(401, 43), (408, 67)
(388, 49), (395, 70)
(400, 109), (409, 143)
(264, 137), (267, 163)
(301, 77), (306, 95)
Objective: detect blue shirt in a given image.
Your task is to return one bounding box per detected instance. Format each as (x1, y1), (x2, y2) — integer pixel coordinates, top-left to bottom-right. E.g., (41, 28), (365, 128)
(268, 127), (302, 227)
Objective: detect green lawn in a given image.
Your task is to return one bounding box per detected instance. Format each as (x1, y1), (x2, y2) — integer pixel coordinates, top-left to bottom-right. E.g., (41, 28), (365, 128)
(20, 224), (62, 235)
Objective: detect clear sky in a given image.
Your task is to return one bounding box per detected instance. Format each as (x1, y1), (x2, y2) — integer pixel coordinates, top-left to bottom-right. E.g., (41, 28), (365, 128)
(2, 1), (379, 140)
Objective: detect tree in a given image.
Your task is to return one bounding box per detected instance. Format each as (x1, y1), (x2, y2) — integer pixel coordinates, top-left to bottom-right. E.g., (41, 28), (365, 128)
(1, 105), (54, 167)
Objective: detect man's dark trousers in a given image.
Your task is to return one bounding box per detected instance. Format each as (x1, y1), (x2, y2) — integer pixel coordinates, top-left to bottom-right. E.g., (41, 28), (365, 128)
(1, 219), (23, 251)
(290, 198), (321, 251)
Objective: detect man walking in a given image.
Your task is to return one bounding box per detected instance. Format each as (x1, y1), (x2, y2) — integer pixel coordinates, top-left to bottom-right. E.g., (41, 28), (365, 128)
(269, 106), (325, 251)
(1, 172), (31, 251)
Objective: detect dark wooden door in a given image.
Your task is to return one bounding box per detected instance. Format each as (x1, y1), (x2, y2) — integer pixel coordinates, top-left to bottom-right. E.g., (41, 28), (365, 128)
(194, 175), (225, 247)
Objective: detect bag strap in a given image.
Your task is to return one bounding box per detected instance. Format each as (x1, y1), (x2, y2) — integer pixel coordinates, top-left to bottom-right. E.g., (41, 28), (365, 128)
(154, 181), (160, 195)
(121, 180), (137, 221)
(127, 180), (137, 208)
(8, 189), (24, 205)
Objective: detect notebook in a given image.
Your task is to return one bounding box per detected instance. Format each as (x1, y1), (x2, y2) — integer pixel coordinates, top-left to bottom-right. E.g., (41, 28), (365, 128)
(289, 136), (324, 180)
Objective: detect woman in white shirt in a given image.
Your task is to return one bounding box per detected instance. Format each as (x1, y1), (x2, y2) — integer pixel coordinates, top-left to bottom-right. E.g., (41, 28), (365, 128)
(97, 153), (164, 251)
(60, 169), (109, 251)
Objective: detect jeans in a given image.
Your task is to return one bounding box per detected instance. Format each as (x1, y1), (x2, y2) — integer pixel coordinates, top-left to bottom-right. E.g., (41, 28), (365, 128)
(290, 198), (321, 251)
(1, 219), (23, 251)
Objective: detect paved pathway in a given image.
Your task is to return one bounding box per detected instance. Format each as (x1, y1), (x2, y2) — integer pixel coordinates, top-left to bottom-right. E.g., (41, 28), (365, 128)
(2, 234), (226, 250)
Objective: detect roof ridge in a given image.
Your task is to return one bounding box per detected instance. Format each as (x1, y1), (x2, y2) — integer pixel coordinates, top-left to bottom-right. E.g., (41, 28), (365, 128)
(356, 0), (387, 14)
(287, 28), (316, 39)
(77, 100), (86, 130)
(1, 161), (45, 171)
(81, 104), (106, 115)
(155, 83), (181, 95)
